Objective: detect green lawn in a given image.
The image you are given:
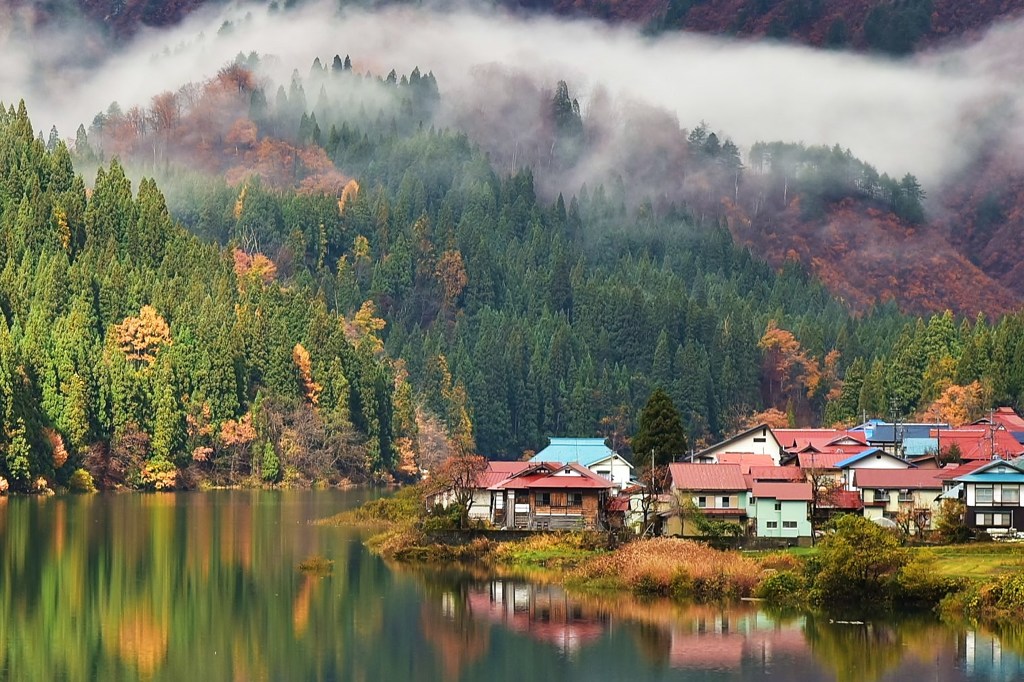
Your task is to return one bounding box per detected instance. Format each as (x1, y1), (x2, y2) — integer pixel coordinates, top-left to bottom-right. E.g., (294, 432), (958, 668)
(915, 544), (1024, 580)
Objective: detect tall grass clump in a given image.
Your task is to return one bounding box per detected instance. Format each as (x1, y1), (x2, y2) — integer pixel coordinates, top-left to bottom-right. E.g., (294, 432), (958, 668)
(572, 538), (761, 601)
(493, 532), (608, 571)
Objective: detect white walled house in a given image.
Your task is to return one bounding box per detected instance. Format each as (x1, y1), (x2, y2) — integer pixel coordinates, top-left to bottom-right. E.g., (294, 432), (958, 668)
(836, 448), (912, 491)
(692, 425), (783, 466)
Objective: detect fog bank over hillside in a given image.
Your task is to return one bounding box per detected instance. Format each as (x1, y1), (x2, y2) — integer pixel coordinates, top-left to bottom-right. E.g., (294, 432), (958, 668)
(4, 1), (1024, 186)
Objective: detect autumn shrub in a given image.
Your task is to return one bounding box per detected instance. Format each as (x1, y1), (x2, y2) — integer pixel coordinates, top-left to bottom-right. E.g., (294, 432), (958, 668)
(68, 468), (96, 493)
(755, 570), (807, 608)
(943, 571), (1024, 622)
(756, 551), (803, 572)
(895, 557), (967, 609)
(138, 458), (179, 491)
(493, 531), (608, 571)
(572, 538), (760, 601)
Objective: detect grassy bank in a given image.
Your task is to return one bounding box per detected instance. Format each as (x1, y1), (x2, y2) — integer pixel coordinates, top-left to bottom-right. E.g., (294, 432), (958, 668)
(324, 491), (1024, 618)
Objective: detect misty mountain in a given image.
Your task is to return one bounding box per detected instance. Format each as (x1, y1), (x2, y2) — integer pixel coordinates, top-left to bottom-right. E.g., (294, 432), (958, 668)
(18, 0), (1024, 55)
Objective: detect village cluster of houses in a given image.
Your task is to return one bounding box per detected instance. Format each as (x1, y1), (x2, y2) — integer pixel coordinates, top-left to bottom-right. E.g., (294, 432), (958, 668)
(450, 408), (1024, 543)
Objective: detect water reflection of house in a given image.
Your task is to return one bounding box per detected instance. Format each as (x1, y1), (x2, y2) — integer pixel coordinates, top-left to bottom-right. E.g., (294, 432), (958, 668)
(466, 579), (608, 655)
(959, 629), (1024, 678)
(667, 608), (807, 670)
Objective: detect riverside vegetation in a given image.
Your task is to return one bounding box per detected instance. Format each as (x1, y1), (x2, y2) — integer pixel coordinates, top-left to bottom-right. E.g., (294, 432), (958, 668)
(324, 487), (1024, 623)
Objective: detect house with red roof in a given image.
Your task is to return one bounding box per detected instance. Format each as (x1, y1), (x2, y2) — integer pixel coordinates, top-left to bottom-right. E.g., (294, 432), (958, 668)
(715, 453), (776, 474)
(745, 481), (813, 540)
(774, 429), (870, 456)
(852, 468), (945, 532)
(937, 426), (1024, 462)
(486, 461), (614, 530)
(835, 448), (913, 491)
(666, 463), (748, 536)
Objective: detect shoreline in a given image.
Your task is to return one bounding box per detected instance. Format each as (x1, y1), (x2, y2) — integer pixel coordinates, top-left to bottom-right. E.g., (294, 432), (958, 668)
(320, 487), (1024, 625)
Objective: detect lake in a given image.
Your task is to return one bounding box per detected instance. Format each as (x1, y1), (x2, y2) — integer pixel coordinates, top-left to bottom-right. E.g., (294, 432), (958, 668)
(1, 490), (1021, 681)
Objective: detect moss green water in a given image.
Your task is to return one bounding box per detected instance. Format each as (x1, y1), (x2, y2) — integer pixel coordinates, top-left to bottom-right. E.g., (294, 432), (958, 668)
(2, 491), (1022, 681)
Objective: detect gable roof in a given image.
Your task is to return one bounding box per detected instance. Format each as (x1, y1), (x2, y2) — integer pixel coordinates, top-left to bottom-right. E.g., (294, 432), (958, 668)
(936, 460), (987, 480)
(669, 463), (747, 491)
(532, 437), (631, 467)
(750, 481), (813, 501)
(489, 462), (614, 490)
(835, 447), (910, 469)
(716, 453), (775, 474)
(774, 429), (868, 453)
(954, 458), (1024, 484)
(693, 423), (779, 460)
(748, 466), (805, 482)
(853, 468), (944, 490)
(974, 407), (1024, 431)
(937, 427), (1024, 461)
(794, 452), (852, 471)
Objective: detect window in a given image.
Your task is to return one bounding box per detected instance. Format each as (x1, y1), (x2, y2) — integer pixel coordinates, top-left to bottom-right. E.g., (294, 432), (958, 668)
(976, 486), (994, 504)
(976, 513), (1011, 527)
(766, 521), (778, 529)
(783, 521), (798, 529)
(537, 492), (551, 506)
(1000, 486), (1020, 505)
(697, 496), (707, 508)
(721, 496), (731, 508)
(874, 489), (890, 503)
(567, 492), (583, 508)
(774, 502), (782, 511)
(898, 489), (913, 503)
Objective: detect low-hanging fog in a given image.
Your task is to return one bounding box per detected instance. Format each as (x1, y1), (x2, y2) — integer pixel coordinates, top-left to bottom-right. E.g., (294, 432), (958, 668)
(4, 0), (1024, 190)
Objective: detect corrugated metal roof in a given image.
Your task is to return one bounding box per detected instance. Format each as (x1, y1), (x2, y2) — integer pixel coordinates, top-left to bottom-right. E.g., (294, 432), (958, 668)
(956, 473), (1024, 483)
(794, 452), (851, 470)
(669, 463), (747, 491)
(490, 462), (614, 490)
(853, 469), (944, 489)
(531, 437), (624, 466)
(751, 481), (813, 501)
(716, 453), (775, 473)
(903, 437), (938, 457)
(748, 466), (805, 481)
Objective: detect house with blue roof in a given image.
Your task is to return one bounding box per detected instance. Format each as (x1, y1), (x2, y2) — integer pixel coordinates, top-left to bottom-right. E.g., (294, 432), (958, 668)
(530, 438), (634, 488)
(955, 459), (1024, 534)
(850, 420), (949, 456)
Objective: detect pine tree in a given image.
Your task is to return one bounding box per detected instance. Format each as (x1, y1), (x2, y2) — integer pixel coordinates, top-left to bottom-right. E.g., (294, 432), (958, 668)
(631, 389), (688, 467)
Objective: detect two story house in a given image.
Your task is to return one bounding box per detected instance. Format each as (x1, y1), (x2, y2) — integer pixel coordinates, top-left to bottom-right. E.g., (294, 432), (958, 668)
(954, 459), (1024, 534)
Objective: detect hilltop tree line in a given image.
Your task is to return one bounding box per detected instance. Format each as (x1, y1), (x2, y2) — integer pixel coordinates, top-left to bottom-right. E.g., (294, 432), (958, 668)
(0, 101), (414, 492)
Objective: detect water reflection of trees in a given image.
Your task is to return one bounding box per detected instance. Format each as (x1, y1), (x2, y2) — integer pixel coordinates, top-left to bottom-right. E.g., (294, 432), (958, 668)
(0, 491), (398, 680)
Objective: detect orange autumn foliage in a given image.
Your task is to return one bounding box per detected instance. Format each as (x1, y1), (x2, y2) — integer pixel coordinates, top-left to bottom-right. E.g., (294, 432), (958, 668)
(232, 249), (277, 284)
(919, 381), (985, 427)
(292, 343), (322, 405)
(114, 305), (171, 365)
(219, 413), (256, 447)
(339, 179), (360, 214)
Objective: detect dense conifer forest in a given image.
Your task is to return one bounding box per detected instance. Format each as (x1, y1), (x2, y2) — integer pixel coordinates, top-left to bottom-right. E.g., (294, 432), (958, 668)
(2, 52), (1024, 490)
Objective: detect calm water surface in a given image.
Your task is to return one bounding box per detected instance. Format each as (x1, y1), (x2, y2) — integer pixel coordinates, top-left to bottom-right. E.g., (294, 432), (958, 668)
(1, 490), (1021, 681)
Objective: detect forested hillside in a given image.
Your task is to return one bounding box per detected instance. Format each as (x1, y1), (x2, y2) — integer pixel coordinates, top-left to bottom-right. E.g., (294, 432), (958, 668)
(0, 101), (416, 493)
(43, 56), (1024, 467)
